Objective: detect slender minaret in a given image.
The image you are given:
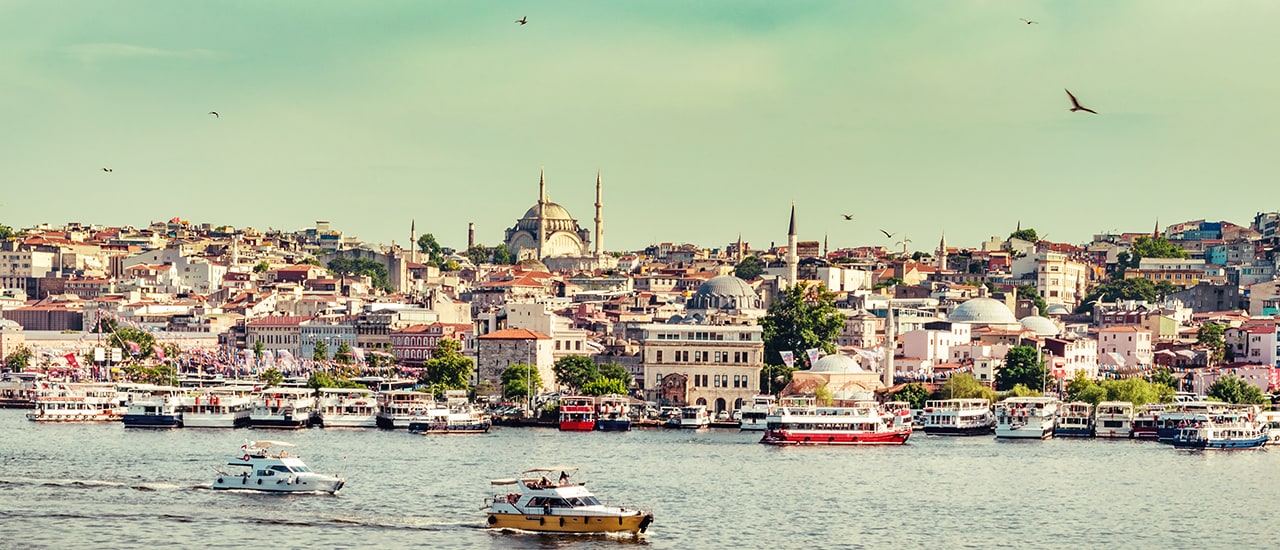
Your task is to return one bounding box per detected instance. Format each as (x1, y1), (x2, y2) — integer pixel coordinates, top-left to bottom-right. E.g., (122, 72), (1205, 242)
(787, 202), (798, 287)
(823, 234), (829, 257)
(231, 234), (239, 266)
(883, 305), (896, 387)
(594, 169), (603, 256)
(737, 233), (745, 262)
(937, 231), (947, 272)
(410, 219), (417, 263)
(468, 222), (475, 250)
(536, 167), (547, 260)
(1153, 218), (1160, 239)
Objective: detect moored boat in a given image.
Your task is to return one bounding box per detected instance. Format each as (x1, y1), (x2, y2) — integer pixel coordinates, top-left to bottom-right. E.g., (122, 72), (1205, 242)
(1054, 401), (1095, 438)
(739, 394), (776, 431)
(1094, 401), (1134, 439)
(26, 382), (124, 422)
(211, 440), (345, 493)
(316, 387), (378, 428)
(182, 391), (253, 428)
(921, 398), (994, 436)
(375, 389), (435, 430)
(484, 467), (653, 534)
(595, 394), (632, 432)
(760, 398), (911, 445)
(1257, 411), (1280, 445)
(250, 387), (316, 429)
(1131, 403), (1164, 440)
(559, 396), (596, 431)
(0, 372), (41, 408)
(410, 403), (491, 434)
(121, 385), (186, 428)
(1171, 413), (1268, 450)
(994, 397), (1059, 439)
(677, 405), (710, 429)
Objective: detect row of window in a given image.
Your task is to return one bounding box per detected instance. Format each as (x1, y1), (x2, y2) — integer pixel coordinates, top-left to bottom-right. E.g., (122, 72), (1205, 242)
(655, 350), (753, 364)
(657, 373), (752, 388)
(653, 332), (755, 341)
(554, 340), (583, 351)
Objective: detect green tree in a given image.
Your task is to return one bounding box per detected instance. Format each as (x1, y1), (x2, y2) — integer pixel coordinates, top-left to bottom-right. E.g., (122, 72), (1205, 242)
(109, 327), (157, 360)
(1207, 375), (1268, 404)
(420, 338), (473, 390)
(1196, 323), (1226, 366)
(1004, 384), (1042, 398)
(734, 255), (764, 280)
(759, 364), (797, 395)
(596, 362), (632, 386)
(253, 340), (265, 360)
(313, 339), (329, 361)
(260, 367), (284, 387)
(1149, 368), (1179, 392)
(441, 259), (460, 272)
(327, 257), (393, 293)
(300, 257), (322, 267)
(553, 355), (599, 393)
(465, 244), (491, 265)
(0, 224), (14, 240)
(417, 233), (442, 267)
(1017, 284), (1048, 317)
(1065, 377), (1108, 405)
(1104, 377), (1174, 406)
(334, 342), (354, 365)
(4, 344), (33, 372)
(997, 346), (1046, 392)
(761, 282), (845, 368)
(1076, 278), (1160, 314)
(932, 373), (997, 403)
(491, 244), (516, 265)
(501, 363), (542, 402)
(307, 370), (365, 390)
(1009, 228), (1039, 243)
(253, 260), (270, 273)
(814, 381), (833, 406)
(581, 378), (628, 396)
(892, 383), (931, 409)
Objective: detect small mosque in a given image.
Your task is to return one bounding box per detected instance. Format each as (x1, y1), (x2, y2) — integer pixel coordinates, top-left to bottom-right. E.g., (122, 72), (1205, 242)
(503, 169), (617, 272)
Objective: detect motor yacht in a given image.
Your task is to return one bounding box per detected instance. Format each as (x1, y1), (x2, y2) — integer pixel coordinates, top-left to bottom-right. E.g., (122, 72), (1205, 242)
(739, 394), (776, 431)
(250, 387), (316, 429)
(212, 440), (345, 494)
(484, 467), (652, 534)
(994, 396), (1059, 439)
(920, 398), (994, 436)
(316, 388), (378, 428)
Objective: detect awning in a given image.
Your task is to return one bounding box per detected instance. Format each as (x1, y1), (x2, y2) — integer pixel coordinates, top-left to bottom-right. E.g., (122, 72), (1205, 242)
(1101, 352), (1126, 367)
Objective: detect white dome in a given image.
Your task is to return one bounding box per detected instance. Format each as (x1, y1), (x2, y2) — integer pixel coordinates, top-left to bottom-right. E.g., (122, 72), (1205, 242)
(808, 354), (865, 373)
(0, 319), (21, 330)
(1046, 304), (1071, 316)
(949, 298), (1018, 325)
(1019, 316), (1060, 337)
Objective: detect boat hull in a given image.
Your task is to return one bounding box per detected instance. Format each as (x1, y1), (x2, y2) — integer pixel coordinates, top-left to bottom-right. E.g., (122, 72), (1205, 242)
(760, 429), (910, 445)
(212, 474), (345, 494)
(1094, 427), (1132, 438)
(319, 415), (378, 428)
(559, 420), (595, 431)
(923, 425), (994, 436)
(1053, 427), (1095, 438)
(184, 412), (252, 428)
(408, 420), (491, 434)
(596, 419), (632, 432)
(122, 414), (182, 428)
(995, 423), (1054, 439)
(249, 417), (311, 429)
(486, 512), (652, 534)
(1172, 436), (1268, 450)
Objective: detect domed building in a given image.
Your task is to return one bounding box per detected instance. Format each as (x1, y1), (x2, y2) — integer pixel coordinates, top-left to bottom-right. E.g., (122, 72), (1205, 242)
(1019, 315), (1061, 337)
(687, 275), (763, 314)
(781, 353), (884, 403)
(947, 297), (1020, 329)
(503, 169), (617, 272)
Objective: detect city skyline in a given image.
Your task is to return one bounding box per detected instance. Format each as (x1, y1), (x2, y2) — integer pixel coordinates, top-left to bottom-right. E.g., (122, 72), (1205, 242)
(2, 2), (1278, 253)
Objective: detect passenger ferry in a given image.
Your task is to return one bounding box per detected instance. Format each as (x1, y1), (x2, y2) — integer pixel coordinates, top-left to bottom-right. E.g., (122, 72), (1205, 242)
(1131, 403), (1165, 440)
(375, 389), (435, 429)
(182, 392), (253, 428)
(409, 403), (491, 434)
(1054, 401), (1095, 438)
(921, 398), (995, 436)
(677, 404), (710, 429)
(484, 467), (653, 534)
(1094, 401), (1134, 438)
(1171, 413), (1269, 450)
(1156, 401), (1225, 442)
(760, 398), (912, 445)
(994, 397), (1060, 439)
(739, 394), (776, 431)
(558, 396), (596, 431)
(121, 385), (186, 428)
(0, 372), (40, 408)
(27, 382), (124, 422)
(316, 388), (378, 428)
(211, 440), (345, 494)
(250, 387), (316, 429)
(595, 394), (632, 431)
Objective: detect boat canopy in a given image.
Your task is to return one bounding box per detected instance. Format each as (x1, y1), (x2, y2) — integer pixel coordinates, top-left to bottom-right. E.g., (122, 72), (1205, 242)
(247, 440), (296, 449)
(522, 466), (579, 474)
(490, 478), (518, 485)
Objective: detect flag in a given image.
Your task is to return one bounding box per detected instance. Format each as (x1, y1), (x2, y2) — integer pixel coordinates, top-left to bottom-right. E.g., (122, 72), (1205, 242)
(805, 348), (822, 367)
(127, 341), (141, 355)
(152, 344), (165, 360)
(64, 352), (80, 369)
(780, 351), (794, 369)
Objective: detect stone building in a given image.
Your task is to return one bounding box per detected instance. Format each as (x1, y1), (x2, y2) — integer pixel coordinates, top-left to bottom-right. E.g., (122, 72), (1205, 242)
(474, 328), (553, 397)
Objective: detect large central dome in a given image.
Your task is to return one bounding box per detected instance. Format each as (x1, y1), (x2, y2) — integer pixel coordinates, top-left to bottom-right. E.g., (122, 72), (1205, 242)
(688, 275), (761, 311)
(522, 202), (574, 221)
(948, 297), (1018, 325)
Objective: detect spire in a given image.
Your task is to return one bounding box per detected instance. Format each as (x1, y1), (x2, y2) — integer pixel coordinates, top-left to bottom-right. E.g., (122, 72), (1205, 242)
(536, 167), (546, 260)
(737, 233), (744, 262)
(410, 219), (417, 264)
(786, 202), (798, 288)
(1153, 218), (1160, 239)
(823, 234), (829, 256)
(594, 169), (603, 256)
(937, 231), (947, 272)
(1016, 220), (1021, 232)
(538, 166), (547, 205)
(788, 201), (797, 237)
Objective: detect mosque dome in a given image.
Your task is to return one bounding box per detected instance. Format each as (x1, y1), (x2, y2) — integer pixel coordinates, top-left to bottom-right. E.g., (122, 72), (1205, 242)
(688, 275), (761, 311)
(1019, 316), (1060, 337)
(517, 202), (578, 233)
(808, 354), (865, 374)
(522, 202), (574, 221)
(1045, 304), (1071, 316)
(0, 319), (21, 330)
(948, 298), (1018, 325)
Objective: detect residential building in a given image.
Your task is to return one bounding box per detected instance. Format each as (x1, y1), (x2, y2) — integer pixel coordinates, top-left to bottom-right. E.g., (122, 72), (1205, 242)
(1225, 323), (1279, 367)
(390, 322), (473, 366)
(1124, 258), (1206, 289)
(1097, 326), (1153, 371)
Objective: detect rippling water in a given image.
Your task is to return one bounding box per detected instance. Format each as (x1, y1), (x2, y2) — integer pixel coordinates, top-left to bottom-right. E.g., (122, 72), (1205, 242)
(0, 409), (1275, 549)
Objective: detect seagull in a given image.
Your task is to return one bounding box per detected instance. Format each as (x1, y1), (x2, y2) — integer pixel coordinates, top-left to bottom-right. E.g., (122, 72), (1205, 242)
(1065, 89), (1098, 114)
(208, 111), (219, 118)
(879, 229), (895, 239)
(1020, 18), (1038, 25)
(516, 16), (527, 25)
(101, 168), (113, 173)
(842, 214), (855, 221)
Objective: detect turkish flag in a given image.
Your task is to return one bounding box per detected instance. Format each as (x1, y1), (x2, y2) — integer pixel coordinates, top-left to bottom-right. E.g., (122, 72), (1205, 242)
(64, 353), (80, 369)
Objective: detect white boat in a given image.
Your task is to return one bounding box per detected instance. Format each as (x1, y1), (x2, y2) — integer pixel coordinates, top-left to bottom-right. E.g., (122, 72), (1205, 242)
(410, 403), (491, 434)
(0, 372), (41, 408)
(739, 395), (776, 431)
(375, 390), (435, 429)
(1156, 401), (1231, 442)
(250, 388), (316, 429)
(1172, 411), (1269, 450)
(995, 397), (1059, 439)
(677, 405), (710, 429)
(921, 398), (995, 436)
(1257, 411), (1280, 445)
(595, 394), (632, 432)
(182, 392), (253, 428)
(1054, 401), (1095, 438)
(211, 440), (345, 494)
(1094, 401), (1134, 439)
(316, 388), (378, 428)
(760, 398), (912, 445)
(121, 385), (186, 428)
(26, 382), (125, 422)
(484, 467), (653, 534)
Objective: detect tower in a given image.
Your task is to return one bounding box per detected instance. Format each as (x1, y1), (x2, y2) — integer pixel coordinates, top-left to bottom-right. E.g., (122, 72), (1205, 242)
(410, 219), (417, 264)
(937, 232), (947, 272)
(883, 305), (896, 387)
(536, 167), (547, 260)
(594, 169), (603, 256)
(1153, 218), (1160, 239)
(787, 202), (798, 288)
(737, 233), (744, 263)
(468, 222), (475, 250)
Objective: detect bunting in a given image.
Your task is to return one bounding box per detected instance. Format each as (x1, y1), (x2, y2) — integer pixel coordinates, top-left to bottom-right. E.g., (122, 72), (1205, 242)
(780, 351), (794, 369)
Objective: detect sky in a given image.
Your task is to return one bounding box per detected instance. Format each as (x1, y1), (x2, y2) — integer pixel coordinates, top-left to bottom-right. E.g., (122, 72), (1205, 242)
(2, 1), (1278, 255)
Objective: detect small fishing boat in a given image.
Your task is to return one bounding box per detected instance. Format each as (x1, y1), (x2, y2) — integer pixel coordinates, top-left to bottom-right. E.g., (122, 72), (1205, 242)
(484, 467), (653, 534)
(211, 440), (345, 494)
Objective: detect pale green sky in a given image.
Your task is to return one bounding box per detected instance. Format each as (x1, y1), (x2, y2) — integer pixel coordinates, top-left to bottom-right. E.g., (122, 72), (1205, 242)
(2, 1), (1277, 254)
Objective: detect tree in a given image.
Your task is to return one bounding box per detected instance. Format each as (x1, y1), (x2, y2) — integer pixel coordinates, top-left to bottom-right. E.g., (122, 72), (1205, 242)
(596, 362), (632, 386)
(1196, 323), (1226, 366)
(253, 340), (265, 360)
(334, 342), (354, 365)
(0, 224), (14, 240)
(996, 346), (1046, 392)
(1207, 375), (1268, 405)
(931, 373), (997, 403)
(491, 244), (516, 265)
(1149, 367), (1179, 391)
(253, 260), (270, 273)
(420, 338), (473, 390)
(4, 344), (33, 372)
(1104, 377), (1174, 406)
(327, 257), (393, 293)
(501, 363), (542, 402)
(761, 282), (845, 369)
(582, 378), (628, 396)
(814, 381), (833, 406)
(1004, 384), (1042, 398)
(307, 371), (364, 390)
(260, 367), (284, 387)
(417, 233), (442, 267)
(1064, 377), (1108, 405)
(1075, 278), (1160, 314)
(441, 259), (460, 272)
(109, 327), (157, 360)
(734, 255), (763, 280)
(759, 364), (797, 395)
(553, 355), (599, 393)
(313, 339), (329, 361)
(465, 244), (491, 265)
(1009, 228), (1039, 243)
(1017, 284), (1048, 317)
(892, 383), (931, 409)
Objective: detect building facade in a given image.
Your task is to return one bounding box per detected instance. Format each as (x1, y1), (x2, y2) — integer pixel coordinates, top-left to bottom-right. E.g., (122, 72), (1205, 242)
(639, 323), (764, 413)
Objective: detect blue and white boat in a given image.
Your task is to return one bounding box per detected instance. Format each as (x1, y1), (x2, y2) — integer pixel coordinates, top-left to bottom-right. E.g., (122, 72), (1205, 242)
(121, 385), (186, 428)
(1171, 413), (1268, 450)
(595, 394), (632, 432)
(995, 397), (1059, 439)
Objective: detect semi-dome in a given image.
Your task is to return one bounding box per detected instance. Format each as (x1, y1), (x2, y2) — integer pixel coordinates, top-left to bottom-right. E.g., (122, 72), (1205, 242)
(688, 275), (761, 311)
(1019, 316), (1060, 337)
(948, 298), (1018, 325)
(808, 354), (865, 374)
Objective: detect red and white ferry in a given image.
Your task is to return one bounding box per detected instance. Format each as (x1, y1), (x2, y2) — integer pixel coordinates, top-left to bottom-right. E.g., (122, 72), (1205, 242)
(760, 397), (912, 445)
(558, 396), (596, 431)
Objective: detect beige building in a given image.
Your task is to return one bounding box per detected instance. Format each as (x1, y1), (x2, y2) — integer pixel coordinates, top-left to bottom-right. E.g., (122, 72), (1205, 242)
(1033, 252), (1088, 309)
(1098, 326), (1153, 371)
(837, 309), (882, 348)
(640, 323), (764, 413)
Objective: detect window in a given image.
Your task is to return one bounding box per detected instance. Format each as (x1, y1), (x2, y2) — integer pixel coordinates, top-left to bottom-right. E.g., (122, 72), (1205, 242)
(656, 350), (663, 363)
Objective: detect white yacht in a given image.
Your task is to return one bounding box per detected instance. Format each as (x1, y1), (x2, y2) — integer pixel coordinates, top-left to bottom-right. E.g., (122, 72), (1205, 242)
(183, 391), (253, 428)
(1054, 401), (1095, 438)
(121, 385), (186, 428)
(375, 389), (436, 429)
(27, 382), (124, 422)
(316, 388), (378, 428)
(921, 398), (995, 436)
(1257, 411), (1280, 445)
(739, 395), (776, 431)
(1094, 401), (1134, 439)
(677, 405), (710, 429)
(995, 396), (1060, 439)
(250, 387), (316, 429)
(212, 440), (344, 494)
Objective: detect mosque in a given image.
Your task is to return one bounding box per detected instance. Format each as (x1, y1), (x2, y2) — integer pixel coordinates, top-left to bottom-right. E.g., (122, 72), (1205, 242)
(502, 169), (617, 272)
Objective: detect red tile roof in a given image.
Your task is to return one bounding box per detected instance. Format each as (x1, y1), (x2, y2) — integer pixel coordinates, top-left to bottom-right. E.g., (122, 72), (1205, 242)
(477, 328), (551, 340)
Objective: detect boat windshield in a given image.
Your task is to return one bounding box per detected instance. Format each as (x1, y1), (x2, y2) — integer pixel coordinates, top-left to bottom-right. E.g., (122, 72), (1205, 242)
(292, 466), (312, 473)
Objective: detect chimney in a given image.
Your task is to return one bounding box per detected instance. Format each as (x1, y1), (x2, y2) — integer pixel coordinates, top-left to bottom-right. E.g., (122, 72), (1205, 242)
(468, 222), (475, 250)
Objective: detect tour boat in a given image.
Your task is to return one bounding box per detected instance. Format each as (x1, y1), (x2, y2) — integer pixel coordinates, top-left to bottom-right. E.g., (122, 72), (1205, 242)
(1093, 401), (1134, 439)
(921, 398), (995, 436)
(1131, 403), (1164, 440)
(595, 394), (632, 432)
(760, 398), (912, 445)
(211, 440), (345, 494)
(0, 372), (40, 408)
(484, 467), (653, 534)
(375, 389), (435, 429)
(1156, 401), (1224, 442)
(739, 395), (776, 431)
(121, 385), (186, 428)
(677, 405), (710, 429)
(1171, 413), (1269, 450)
(1257, 411), (1280, 445)
(182, 392), (252, 428)
(559, 396), (596, 431)
(26, 382), (124, 422)
(409, 403), (491, 434)
(249, 387), (316, 429)
(316, 388), (378, 428)
(994, 397), (1059, 439)
(1054, 401), (1095, 438)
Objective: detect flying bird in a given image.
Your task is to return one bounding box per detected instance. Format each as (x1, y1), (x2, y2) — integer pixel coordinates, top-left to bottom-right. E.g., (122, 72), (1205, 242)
(1020, 18), (1038, 25)
(1065, 89), (1098, 114)
(516, 16), (527, 25)
(879, 229), (895, 239)
(101, 168), (113, 172)
(842, 214), (855, 221)
(208, 111), (219, 118)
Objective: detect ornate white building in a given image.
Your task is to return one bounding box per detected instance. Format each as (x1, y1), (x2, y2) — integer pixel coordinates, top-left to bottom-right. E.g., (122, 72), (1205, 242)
(502, 169), (616, 272)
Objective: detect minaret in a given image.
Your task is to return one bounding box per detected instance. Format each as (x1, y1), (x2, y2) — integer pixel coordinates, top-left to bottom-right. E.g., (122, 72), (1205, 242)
(536, 167), (547, 260)
(737, 234), (745, 262)
(937, 232), (947, 272)
(1153, 218), (1160, 239)
(594, 169), (603, 256)
(823, 234), (828, 257)
(787, 202), (798, 288)
(468, 222), (475, 250)
(410, 219), (417, 263)
(883, 305), (896, 387)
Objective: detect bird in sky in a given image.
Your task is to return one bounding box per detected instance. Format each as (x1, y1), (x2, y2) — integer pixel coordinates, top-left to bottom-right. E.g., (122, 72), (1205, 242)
(516, 16), (527, 25)
(101, 168), (113, 173)
(208, 111), (219, 118)
(1065, 89), (1098, 114)
(842, 214), (855, 221)
(879, 229), (895, 239)
(1020, 18), (1038, 25)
